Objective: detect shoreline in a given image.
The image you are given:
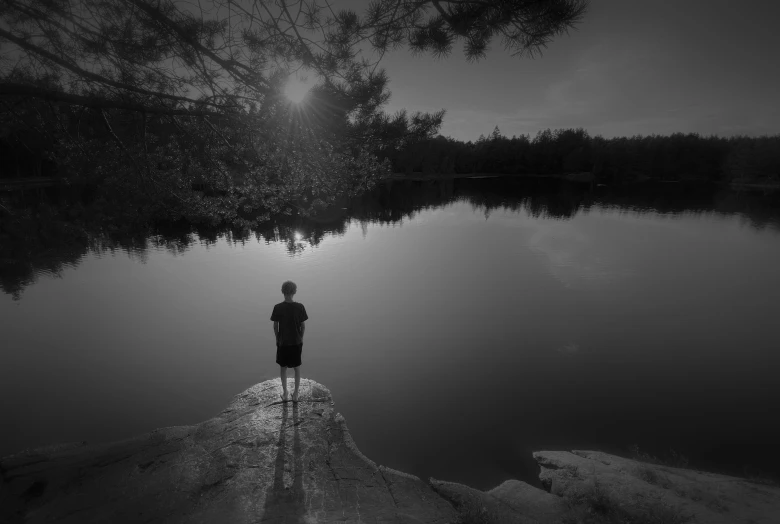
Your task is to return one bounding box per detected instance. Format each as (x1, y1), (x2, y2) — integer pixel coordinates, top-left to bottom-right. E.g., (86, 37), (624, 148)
(386, 172), (780, 190)
(386, 171), (595, 182)
(3, 379), (778, 523)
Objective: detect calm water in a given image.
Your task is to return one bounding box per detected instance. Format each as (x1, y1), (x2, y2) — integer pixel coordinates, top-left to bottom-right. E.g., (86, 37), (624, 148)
(2, 178), (780, 489)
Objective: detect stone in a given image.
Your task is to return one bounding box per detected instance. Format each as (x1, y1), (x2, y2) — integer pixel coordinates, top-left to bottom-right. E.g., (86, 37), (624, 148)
(430, 478), (567, 524)
(430, 450), (780, 524)
(0, 379), (456, 523)
(4, 382), (780, 524)
(534, 449), (780, 524)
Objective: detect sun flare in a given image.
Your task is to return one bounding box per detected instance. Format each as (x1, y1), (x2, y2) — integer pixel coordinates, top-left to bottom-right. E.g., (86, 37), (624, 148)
(284, 77), (310, 103)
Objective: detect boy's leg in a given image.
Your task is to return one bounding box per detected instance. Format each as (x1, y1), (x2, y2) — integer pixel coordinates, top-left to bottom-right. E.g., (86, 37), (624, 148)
(292, 366), (301, 401)
(280, 366), (289, 399)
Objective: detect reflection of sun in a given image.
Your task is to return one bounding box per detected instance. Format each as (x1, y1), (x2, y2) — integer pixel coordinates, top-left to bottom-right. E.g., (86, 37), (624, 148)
(284, 77), (310, 103)
(294, 231), (303, 241)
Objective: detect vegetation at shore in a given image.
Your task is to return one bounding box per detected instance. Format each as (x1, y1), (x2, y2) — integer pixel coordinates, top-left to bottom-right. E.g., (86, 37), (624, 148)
(3, 175), (780, 301)
(0, 0), (588, 227)
(3, 0), (779, 306)
(380, 126), (780, 186)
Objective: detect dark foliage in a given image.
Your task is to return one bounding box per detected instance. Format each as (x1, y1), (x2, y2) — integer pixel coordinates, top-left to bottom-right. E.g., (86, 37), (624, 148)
(382, 127), (780, 184)
(3, 176), (779, 300)
(0, 0), (589, 227)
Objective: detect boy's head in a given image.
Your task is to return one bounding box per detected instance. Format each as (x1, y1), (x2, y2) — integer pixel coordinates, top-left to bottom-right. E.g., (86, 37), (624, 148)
(281, 280), (297, 297)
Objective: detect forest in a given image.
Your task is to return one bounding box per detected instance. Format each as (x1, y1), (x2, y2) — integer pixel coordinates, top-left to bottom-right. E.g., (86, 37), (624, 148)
(379, 126), (780, 185)
(1, 0), (778, 243)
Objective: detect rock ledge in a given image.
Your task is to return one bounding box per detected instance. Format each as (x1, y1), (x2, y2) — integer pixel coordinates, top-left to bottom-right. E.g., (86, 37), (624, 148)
(2, 380), (779, 523)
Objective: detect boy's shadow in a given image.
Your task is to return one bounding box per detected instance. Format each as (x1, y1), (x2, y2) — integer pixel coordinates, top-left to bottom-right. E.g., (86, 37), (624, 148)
(262, 401), (306, 522)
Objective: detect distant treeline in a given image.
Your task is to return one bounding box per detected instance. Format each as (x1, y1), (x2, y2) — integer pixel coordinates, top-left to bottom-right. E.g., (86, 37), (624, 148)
(4, 176), (779, 300)
(378, 127), (780, 183)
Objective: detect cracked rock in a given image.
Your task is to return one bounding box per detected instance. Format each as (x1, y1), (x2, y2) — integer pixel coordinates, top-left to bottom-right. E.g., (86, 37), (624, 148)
(3, 382), (779, 524)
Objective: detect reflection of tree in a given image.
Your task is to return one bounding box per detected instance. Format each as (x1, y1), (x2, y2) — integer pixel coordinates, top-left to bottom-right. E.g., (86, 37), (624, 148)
(3, 177), (779, 300)
(0, 249), (82, 302)
(262, 402), (305, 522)
(0, 0), (590, 232)
(0, 194), (88, 300)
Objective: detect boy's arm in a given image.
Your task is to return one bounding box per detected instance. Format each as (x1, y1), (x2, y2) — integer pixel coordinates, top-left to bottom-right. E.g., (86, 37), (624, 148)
(300, 321), (305, 340)
(273, 321), (280, 345)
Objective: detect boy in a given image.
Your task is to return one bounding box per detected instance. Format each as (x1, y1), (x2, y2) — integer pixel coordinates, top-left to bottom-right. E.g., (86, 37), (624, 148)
(270, 281), (308, 403)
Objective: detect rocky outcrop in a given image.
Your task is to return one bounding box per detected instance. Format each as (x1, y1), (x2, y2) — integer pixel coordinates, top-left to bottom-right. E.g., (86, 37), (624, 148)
(533, 449), (780, 523)
(429, 478), (567, 524)
(0, 380), (455, 523)
(2, 380), (780, 523)
(430, 450), (780, 524)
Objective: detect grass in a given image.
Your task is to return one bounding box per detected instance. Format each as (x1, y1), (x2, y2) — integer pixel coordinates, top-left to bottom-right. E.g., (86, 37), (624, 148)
(628, 445), (690, 469)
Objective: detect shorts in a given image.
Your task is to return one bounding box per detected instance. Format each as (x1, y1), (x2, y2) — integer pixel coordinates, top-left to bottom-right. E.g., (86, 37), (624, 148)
(276, 344), (302, 368)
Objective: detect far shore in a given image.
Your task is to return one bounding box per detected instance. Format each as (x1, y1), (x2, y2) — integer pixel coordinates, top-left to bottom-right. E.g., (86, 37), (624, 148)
(386, 172), (780, 190)
(386, 172), (595, 182)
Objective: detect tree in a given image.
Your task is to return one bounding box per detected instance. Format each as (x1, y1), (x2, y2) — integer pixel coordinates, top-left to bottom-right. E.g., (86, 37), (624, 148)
(0, 0), (590, 226)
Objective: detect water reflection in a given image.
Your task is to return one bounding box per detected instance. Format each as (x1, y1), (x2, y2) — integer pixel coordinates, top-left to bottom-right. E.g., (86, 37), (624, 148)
(2, 176), (780, 492)
(1, 177), (778, 299)
(528, 222), (641, 290)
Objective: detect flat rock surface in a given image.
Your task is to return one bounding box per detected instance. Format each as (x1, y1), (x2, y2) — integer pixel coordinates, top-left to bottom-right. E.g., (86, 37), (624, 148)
(430, 478), (567, 524)
(535, 449), (780, 524)
(0, 379), (456, 523)
(5, 383), (780, 524)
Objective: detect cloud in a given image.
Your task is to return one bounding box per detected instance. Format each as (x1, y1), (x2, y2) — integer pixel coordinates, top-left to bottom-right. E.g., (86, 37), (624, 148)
(527, 221), (638, 290)
(426, 35), (780, 141)
(557, 342), (580, 355)
(439, 42), (661, 137)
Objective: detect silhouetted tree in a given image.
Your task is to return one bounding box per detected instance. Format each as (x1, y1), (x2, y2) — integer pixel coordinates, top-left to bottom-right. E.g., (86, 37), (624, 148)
(0, 0), (590, 226)
(386, 126), (778, 185)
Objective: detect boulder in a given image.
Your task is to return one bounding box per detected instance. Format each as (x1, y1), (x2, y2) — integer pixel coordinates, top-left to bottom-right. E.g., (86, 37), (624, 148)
(430, 478), (567, 523)
(4, 381), (780, 524)
(535, 449), (780, 524)
(430, 449), (780, 524)
(0, 379), (456, 523)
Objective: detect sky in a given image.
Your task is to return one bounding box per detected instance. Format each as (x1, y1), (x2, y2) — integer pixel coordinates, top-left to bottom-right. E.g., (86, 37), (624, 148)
(341, 0), (780, 142)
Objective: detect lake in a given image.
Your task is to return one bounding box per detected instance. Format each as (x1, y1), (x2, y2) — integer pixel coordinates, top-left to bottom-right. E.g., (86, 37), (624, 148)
(2, 176), (779, 490)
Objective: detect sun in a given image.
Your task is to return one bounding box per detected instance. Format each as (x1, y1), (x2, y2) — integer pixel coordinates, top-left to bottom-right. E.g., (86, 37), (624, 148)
(284, 76), (310, 104)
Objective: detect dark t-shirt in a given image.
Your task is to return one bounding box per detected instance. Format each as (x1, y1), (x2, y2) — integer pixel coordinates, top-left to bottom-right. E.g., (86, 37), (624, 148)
(270, 302), (308, 346)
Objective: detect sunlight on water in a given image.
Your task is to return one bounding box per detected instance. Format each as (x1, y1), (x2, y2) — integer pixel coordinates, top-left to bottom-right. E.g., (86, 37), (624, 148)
(2, 180), (779, 491)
